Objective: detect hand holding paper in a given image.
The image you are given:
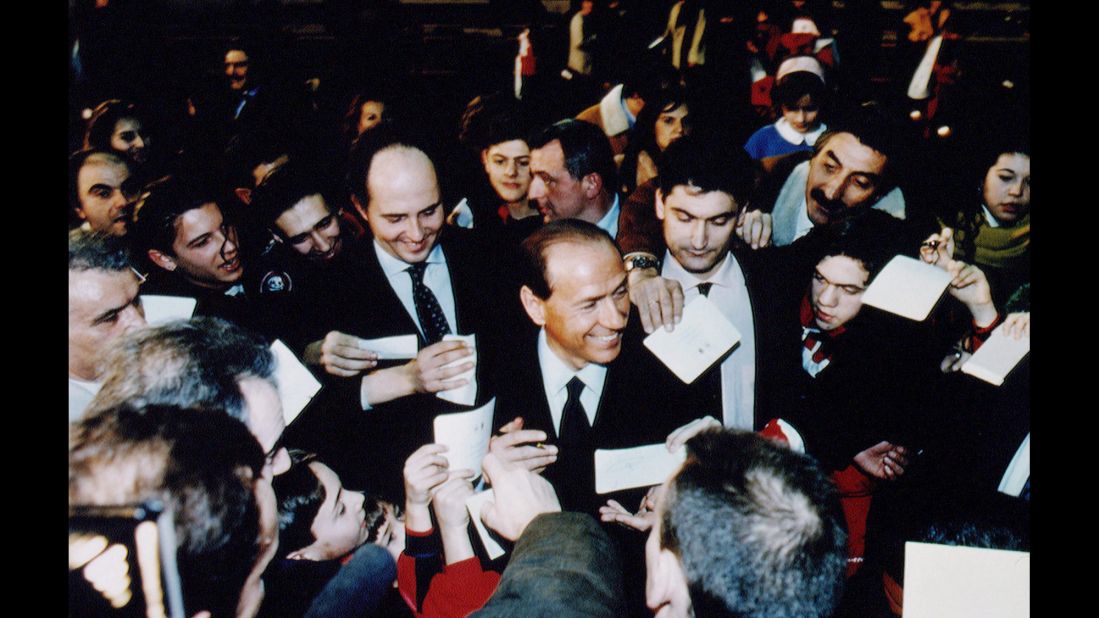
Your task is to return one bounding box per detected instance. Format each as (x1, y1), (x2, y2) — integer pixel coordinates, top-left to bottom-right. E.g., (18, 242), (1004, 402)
(478, 453), (561, 542)
(303, 331), (380, 377)
(644, 295), (741, 384)
(433, 398), (495, 477)
(437, 334), (477, 405)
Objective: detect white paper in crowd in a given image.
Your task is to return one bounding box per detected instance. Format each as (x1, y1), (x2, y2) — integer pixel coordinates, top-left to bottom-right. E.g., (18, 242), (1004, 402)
(270, 340), (322, 426)
(961, 326), (1030, 386)
(437, 334), (477, 405)
(643, 295), (741, 384)
(357, 334), (419, 360)
(465, 489), (506, 560)
(595, 444), (687, 494)
(997, 433), (1030, 497)
(902, 542), (1029, 618)
(140, 295), (197, 326)
(860, 255), (953, 321)
(433, 397), (495, 478)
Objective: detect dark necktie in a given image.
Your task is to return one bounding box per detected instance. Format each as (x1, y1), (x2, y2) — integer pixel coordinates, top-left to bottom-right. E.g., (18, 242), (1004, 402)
(559, 376), (591, 446)
(696, 282), (723, 417)
(407, 262), (451, 345)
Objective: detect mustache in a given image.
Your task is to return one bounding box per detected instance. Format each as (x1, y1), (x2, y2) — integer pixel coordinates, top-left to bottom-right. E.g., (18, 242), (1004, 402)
(810, 188), (847, 216)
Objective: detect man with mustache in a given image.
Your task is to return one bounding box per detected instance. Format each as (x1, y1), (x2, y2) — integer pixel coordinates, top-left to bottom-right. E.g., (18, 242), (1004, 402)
(619, 102), (906, 333)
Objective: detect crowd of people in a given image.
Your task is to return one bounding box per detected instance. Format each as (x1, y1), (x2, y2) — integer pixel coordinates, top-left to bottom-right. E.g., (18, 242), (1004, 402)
(69, 1), (1029, 616)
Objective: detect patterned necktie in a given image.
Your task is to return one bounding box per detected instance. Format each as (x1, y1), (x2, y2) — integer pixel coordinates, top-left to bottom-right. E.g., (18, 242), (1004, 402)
(407, 262), (451, 345)
(559, 376), (591, 446)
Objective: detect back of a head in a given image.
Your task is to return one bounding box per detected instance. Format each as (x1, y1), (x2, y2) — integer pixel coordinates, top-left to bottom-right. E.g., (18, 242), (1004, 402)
(69, 227), (135, 274)
(88, 316), (275, 424)
(70, 402), (264, 617)
(658, 135), (756, 209)
(529, 119), (618, 196)
(662, 430), (847, 618)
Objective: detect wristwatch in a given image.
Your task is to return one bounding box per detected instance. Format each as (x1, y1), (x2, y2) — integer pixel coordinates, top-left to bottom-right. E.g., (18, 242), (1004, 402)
(624, 253), (660, 272)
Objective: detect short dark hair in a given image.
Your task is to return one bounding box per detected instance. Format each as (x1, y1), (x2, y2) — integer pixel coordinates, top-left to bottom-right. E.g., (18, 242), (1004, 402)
(772, 70), (828, 112)
(520, 219), (618, 300)
(251, 159), (336, 235)
(802, 208), (910, 280)
(83, 99), (144, 153)
(68, 228), (135, 273)
(70, 402), (264, 617)
(68, 149), (131, 215)
(89, 316), (276, 425)
(661, 430), (847, 618)
(814, 101), (901, 193)
(658, 135), (756, 209)
(273, 450), (391, 560)
(529, 119), (617, 197)
(130, 174), (226, 257)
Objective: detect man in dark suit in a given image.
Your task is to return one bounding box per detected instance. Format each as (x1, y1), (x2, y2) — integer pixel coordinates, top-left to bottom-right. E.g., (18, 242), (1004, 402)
(488, 219), (690, 517)
(296, 130), (512, 499)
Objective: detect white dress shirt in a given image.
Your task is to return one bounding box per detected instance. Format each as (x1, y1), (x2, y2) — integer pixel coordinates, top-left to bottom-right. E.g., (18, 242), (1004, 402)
(662, 251), (756, 430)
(373, 240), (457, 340)
(537, 329), (608, 436)
(595, 194), (621, 240)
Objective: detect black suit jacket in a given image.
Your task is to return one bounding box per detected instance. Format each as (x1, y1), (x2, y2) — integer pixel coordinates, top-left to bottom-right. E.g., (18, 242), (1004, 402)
(295, 227), (520, 499)
(492, 321), (695, 516)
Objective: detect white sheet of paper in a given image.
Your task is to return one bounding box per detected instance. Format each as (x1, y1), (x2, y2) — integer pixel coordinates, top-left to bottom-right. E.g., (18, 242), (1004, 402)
(643, 295), (741, 384)
(437, 334), (477, 405)
(465, 489), (506, 560)
(140, 295), (197, 325)
(595, 444), (687, 494)
(270, 340), (323, 426)
(903, 542), (1029, 618)
(357, 334), (419, 360)
(860, 255), (953, 321)
(433, 397), (495, 477)
(961, 327), (1030, 386)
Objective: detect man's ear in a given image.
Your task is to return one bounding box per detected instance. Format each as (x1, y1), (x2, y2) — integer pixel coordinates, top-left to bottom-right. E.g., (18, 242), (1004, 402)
(519, 285), (547, 326)
(647, 546), (690, 614)
(147, 249), (177, 272)
(74, 206), (88, 222)
(234, 187), (253, 205)
(349, 193), (370, 223)
(582, 173), (603, 199)
(655, 188), (666, 221)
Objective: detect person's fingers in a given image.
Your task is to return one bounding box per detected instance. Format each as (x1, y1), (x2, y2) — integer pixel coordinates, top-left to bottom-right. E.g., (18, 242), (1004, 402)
(431, 361), (476, 381)
(422, 340), (470, 357)
(669, 284), (684, 328)
(426, 348), (474, 370)
(479, 501), (499, 530)
(331, 343), (380, 361)
(638, 299), (657, 334)
(655, 284), (674, 332)
(492, 429), (549, 449)
(497, 417), (524, 434)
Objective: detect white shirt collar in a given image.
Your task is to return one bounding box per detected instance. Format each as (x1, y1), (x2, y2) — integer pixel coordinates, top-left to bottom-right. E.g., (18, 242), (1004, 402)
(374, 239), (446, 277)
(595, 194), (621, 239)
(661, 249), (736, 290)
(981, 205), (1002, 228)
(537, 329), (607, 431)
(774, 118), (827, 147)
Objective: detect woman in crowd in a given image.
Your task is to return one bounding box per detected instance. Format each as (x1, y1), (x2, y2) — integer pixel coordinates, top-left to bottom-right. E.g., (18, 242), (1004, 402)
(619, 85), (690, 195)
